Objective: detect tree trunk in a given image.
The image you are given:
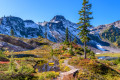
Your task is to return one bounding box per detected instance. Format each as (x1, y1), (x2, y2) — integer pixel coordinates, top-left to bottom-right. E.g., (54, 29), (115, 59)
(84, 41), (86, 59)
(83, 1), (86, 59)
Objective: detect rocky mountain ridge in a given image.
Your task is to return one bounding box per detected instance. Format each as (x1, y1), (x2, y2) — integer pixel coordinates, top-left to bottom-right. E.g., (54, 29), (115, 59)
(91, 20), (120, 34)
(0, 15), (120, 53)
(0, 15), (80, 42)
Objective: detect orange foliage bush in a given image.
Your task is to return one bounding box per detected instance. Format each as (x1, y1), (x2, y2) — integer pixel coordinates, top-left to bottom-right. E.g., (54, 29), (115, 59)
(62, 54), (72, 58)
(72, 43), (81, 49)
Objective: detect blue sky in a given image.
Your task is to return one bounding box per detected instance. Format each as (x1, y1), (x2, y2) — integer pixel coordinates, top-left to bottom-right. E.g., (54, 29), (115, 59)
(0, 0), (120, 27)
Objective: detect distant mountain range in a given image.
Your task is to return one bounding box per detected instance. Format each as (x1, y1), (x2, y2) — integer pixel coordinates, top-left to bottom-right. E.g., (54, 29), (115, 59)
(0, 15), (80, 42)
(0, 15), (120, 53)
(91, 20), (120, 34)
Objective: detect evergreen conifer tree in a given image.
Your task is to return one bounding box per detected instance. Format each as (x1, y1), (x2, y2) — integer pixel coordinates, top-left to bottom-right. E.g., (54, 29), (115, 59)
(78, 0), (93, 59)
(69, 44), (74, 55)
(64, 27), (69, 45)
(44, 26), (47, 42)
(10, 29), (14, 36)
(65, 27), (69, 42)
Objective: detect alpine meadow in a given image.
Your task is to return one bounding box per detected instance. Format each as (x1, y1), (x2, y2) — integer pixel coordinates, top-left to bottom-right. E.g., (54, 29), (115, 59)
(0, 0), (120, 80)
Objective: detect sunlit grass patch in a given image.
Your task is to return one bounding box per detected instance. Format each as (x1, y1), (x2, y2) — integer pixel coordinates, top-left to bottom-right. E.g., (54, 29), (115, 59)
(59, 59), (64, 64)
(5, 46), (51, 58)
(96, 53), (120, 57)
(33, 71), (59, 80)
(13, 57), (47, 61)
(59, 64), (70, 72)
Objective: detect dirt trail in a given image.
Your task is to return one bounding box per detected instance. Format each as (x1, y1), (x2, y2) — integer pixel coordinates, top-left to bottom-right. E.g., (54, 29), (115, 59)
(57, 59), (79, 80)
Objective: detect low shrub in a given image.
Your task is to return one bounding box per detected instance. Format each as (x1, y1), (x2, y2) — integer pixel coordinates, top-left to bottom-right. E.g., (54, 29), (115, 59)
(62, 46), (66, 51)
(63, 41), (69, 45)
(0, 64), (9, 71)
(18, 61), (34, 74)
(59, 64), (70, 72)
(59, 59), (64, 64)
(113, 58), (120, 65)
(68, 56), (83, 65)
(38, 71), (59, 80)
(39, 75), (44, 80)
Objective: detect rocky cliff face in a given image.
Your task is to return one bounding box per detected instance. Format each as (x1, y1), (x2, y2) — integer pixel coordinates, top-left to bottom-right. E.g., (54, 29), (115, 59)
(38, 15), (81, 43)
(0, 16), (43, 38)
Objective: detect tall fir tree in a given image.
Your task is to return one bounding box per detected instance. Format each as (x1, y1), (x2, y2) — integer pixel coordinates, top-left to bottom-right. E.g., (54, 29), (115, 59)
(78, 0), (93, 59)
(10, 29), (14, 36)
(64, 27), (69, 45)
(65, 27), (69, 42)
(44, 26), (47, 42)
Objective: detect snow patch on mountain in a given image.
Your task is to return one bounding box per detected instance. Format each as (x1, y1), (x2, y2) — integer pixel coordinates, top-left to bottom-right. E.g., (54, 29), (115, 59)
(89, 40), (106, 51)
(96, 43), (106, 51)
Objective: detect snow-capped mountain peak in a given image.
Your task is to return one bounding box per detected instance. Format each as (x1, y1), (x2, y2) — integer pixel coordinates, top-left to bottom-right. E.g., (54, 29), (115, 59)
(50, 15), (66, 22)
